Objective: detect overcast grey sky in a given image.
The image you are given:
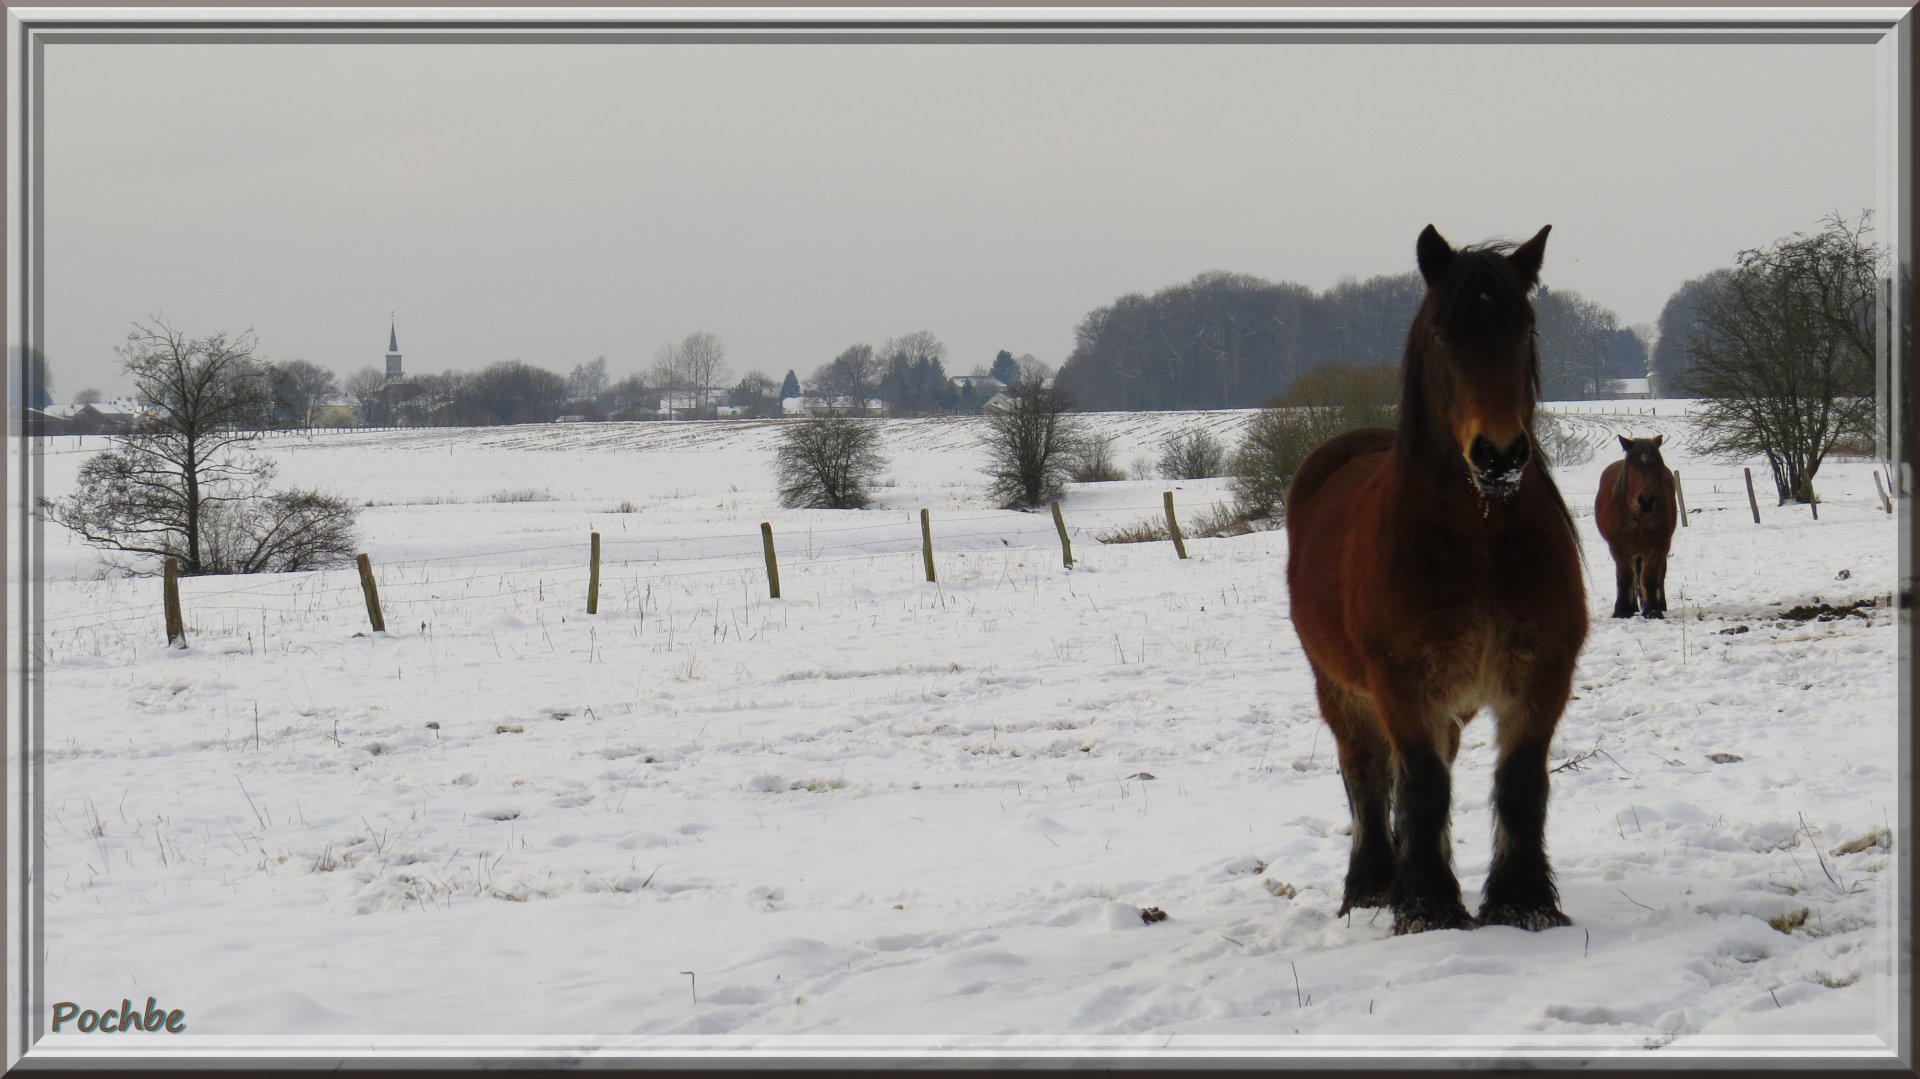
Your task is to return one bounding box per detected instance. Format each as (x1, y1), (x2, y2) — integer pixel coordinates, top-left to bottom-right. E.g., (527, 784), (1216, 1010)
(40, 38), (1878, 397)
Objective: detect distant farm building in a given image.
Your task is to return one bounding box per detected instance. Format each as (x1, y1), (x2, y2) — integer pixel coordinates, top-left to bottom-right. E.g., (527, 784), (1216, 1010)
(1586, 377), (1652, 400)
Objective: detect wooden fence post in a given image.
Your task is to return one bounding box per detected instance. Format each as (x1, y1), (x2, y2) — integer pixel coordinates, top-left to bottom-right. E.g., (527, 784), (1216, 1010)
(1671, 470), (1688, 527)
(587, 531), (601, 614)
(920, 509), (936, 583)
(1874, 470), (1893, 513)
(356, 553), (386, 633)
(1050, 501), (1073, 568)
(760, 522), (781, 599)
(162, 558), (186, 648)
(1743, 467), (1761, 525)
(1163, 491), (1188, 560)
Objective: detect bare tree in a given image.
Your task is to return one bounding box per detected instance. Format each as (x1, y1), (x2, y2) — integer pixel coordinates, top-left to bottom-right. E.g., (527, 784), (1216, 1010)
(649, 340), (687, 398)
(730, 370), (779, 417)
(1535, 288), (1623, 400)
(271, 358), (338, 428)
(1684, 212), (1881, 503)
(1061, 430), (1125, 482)
(343, 366), (390, 425)
(877, 331), (951, 416)
(568, 356), (610, 400)
(887, 331), (947, 369)
(1157, 427), (1229, 480)
(466, 360), (567, 425)
(810, 344), (883, 411)
(74, 387), (103, 405)
(1229, 362), (1398, 519)
(679, 332), (729, 417)
(40, 318), (358, 575)
(1652, 269), (1734, 395)
(981, 376), (1082, 508)
(775, 417), (887, 509)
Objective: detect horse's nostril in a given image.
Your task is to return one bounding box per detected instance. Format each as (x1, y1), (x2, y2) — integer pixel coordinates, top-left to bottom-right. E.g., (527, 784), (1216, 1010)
(1506, 436), (1531, 468)
(1469, 436), (1500, 471)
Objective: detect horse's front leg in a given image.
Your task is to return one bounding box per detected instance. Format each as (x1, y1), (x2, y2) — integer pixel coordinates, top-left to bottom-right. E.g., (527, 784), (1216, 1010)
(1373, 679), (1473, 934)
(1640, 548), (1670, 619)
(1480, 657), (1577, 931)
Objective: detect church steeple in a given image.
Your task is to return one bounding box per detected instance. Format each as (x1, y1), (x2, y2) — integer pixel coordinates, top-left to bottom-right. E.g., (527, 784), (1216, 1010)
(384, 315), (404, 382)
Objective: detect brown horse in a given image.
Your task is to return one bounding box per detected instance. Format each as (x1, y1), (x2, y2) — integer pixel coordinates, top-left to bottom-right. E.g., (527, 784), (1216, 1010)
(1594, 435), (1678, 619)
(1284, 224), (1588, 935)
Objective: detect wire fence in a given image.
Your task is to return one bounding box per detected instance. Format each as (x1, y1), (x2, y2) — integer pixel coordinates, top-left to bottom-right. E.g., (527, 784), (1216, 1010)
(35, 454), (1901, 648)
(38, 498), (1239, 643)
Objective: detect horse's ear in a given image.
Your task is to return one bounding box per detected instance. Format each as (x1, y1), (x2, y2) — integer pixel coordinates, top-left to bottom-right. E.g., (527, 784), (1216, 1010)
(1508, 225), (1551, 289)
(1618, 434), (1632, 453)
(1653, 434), (1664, 446)
(1416, 224), (1454, 286)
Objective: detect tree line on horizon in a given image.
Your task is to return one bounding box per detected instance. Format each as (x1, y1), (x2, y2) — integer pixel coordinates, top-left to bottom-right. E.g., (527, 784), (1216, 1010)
(1052, 268), (1649, 412)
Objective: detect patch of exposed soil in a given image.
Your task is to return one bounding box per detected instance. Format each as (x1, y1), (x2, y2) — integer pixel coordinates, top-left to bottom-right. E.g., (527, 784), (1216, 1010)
(1776, 599), (1877, 623)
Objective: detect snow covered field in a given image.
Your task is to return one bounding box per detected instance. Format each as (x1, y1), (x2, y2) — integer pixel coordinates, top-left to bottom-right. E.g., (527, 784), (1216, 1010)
(16, 402), (1904, 1062)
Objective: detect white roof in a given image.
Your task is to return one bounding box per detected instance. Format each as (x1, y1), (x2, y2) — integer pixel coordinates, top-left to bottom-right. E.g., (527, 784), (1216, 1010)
(48, 398), (146, 418)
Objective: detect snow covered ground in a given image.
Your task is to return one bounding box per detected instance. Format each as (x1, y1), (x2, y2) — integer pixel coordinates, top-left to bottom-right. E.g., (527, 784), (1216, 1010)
(15, 402), (1905, 1062)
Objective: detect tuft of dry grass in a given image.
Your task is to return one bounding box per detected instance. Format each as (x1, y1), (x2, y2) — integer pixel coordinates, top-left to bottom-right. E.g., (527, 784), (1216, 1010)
(1768, 907), (1810, 934)
(1094, 518), (1169, 545)
(1095, 502), (1252, 544)
(488, 488), (558, 504)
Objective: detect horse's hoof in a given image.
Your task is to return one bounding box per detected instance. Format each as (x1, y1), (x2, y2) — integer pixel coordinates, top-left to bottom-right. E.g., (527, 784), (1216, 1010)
(1336, 890), (1391, 917)
(1611, 609), (1635, 619)
(1391, 901), (1476, 935)
(1477, 902), (1572, 931)
(1642, 610), (1665, 620)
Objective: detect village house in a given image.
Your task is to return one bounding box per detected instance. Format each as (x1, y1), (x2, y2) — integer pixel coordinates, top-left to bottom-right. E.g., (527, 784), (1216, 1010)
(658, 388), (730, 419)
(41, 398), (150, 435)
(780, 396), (887, 418)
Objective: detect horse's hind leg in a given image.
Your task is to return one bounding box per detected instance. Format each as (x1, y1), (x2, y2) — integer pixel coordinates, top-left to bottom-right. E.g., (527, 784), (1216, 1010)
(1609, 552), (1636, 619)
(1314, 668), (1393, 915)
(1480, 663), (1577, 931)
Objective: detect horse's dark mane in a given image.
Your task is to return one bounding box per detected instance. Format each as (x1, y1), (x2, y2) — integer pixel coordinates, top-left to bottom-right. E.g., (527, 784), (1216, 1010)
(1428, 243), (1536, 348)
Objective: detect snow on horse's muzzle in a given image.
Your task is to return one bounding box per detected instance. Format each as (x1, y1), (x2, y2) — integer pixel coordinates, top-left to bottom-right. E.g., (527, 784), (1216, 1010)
(1468, 434), (1530, 498)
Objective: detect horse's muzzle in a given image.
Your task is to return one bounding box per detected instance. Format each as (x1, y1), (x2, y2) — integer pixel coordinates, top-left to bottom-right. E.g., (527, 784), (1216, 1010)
(1468, 434), (1530, 498)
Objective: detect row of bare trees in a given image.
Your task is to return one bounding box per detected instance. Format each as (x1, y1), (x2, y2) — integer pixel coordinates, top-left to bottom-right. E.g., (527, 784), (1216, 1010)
(775, 375), (1080, 512)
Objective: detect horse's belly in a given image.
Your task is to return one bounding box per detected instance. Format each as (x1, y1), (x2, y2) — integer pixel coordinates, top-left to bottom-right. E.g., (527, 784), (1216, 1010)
(1284, 468), (1385, 690)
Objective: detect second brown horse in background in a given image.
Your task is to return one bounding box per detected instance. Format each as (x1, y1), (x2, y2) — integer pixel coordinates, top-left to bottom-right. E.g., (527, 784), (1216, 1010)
(1594, 435), (1678, 619)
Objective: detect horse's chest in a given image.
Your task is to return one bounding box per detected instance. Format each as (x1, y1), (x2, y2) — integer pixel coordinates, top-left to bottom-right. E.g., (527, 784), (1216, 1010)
(1379, 537), (1562, 685)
